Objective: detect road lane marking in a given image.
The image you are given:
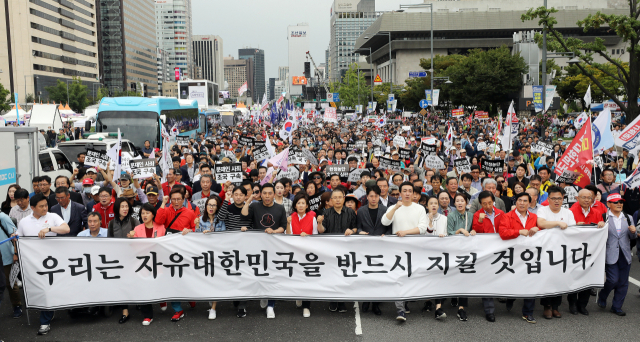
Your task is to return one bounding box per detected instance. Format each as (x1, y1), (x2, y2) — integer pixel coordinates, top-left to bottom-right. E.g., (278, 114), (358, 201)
(629, 277), (640, 287)
(354, 302), (362, 335)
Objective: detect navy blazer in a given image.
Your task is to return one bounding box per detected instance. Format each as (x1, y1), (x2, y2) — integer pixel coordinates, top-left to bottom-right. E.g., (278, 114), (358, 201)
(51, 201), (88, 237)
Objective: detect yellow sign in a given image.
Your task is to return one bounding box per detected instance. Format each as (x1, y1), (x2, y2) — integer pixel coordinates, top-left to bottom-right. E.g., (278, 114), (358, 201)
(420, 108), (427, 116)
(374, 74), (382, 85)
(330, 102), (337, 108)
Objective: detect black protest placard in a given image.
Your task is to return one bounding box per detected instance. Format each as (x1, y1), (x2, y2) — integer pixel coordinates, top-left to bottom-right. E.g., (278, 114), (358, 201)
(399, 148), (412, 161)
(379, 156), (402, 172)
(85, 149), (109, 169)
(482, 160), (504, 174)
(555, 170), (580, 185)
(288, 148), (306, 165)
(239, 136), (255, 147)
(176, 136), (190, 146)
(214, 163), (243, 184)
(252, 141), (270, 161)
(325, 164), (350, 183)
(346, 142), (356, 151)
(454, 158), (471, 174)
(418, 142), (437, 156)
(129, 158), (156, 180)
(309, 193), (323, 213)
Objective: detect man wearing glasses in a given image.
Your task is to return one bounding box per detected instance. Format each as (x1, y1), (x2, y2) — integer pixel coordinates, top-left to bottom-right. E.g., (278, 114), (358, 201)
(536, 186), (576, 319)
(469, 165), (482, 192)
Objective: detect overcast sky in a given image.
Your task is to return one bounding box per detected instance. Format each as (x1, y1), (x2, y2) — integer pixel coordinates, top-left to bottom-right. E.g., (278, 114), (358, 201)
(192, 0), (423, 80)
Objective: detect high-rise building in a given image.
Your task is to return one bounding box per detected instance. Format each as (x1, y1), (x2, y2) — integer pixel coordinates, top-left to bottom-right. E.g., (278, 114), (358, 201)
(278, 66), (289, 83)
(0, 0), (100, 102)
(268, 78), (275, 101)
(157, 48), (169, 95)
(287, 23), (309, 98)
(155, 0), (193, 80)
(224, 56), (252, 98)
(238, 48), (264, 102)
(99, 0), (157, 96)
(328, 0), (381, 82)
(192, 35), (224, 86)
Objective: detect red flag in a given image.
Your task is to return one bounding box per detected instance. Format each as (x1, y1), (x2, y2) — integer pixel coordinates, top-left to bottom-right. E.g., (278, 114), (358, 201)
(555, 117), (594, 184)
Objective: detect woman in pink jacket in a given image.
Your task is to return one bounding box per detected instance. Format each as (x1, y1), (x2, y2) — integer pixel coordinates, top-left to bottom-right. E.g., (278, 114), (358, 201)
(128, 203), (165, 325)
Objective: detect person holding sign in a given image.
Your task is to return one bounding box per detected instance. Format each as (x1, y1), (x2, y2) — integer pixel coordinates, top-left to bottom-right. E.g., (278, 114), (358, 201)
(498, 192), (539, 324)
(382, 182), (428, 322)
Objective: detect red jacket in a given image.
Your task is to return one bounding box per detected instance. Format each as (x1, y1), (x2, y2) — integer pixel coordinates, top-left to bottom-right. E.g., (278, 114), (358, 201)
(472, 207), (504, 234)
(155, 205), (196, 234)
(93, 199), (115, 228)
(570, 202), (603, 225)
(498, 209), (538, 240)
(162, 182), (193, 199)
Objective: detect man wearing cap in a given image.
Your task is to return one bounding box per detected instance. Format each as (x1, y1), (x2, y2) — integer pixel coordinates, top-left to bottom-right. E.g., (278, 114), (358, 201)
(597, 193), (637, 316)
(145, 186), (163, 210)
(78, 178), (96, 206)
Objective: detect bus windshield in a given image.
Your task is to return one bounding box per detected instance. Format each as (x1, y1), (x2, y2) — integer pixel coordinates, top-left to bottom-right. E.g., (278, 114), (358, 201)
(220, 114), (235, 127)
(96, 111), (159, 149)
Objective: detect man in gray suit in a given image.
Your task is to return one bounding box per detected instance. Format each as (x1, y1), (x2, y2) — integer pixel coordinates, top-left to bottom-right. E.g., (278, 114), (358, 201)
(470, 179), (506, 215)
(50, 187), (88, 236)
(597, 193), (637, 316)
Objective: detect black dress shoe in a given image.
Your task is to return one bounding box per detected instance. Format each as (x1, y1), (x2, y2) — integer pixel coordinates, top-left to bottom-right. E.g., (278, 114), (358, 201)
(486, 314), (495, 322)
(569, 303), (578, 315)
(610, 308), (626, 316)
(372, 304), (382, 316)
(118, 315), (130, 324)
(361, 302), (369, 312)
(577, 306), (589, 316)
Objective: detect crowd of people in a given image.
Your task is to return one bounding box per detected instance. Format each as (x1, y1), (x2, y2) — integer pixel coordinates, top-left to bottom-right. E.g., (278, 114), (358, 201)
(0, 111), (638, 335)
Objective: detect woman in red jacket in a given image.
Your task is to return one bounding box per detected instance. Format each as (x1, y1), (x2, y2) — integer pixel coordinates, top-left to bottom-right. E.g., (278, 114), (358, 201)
(286, 193), (325, 318)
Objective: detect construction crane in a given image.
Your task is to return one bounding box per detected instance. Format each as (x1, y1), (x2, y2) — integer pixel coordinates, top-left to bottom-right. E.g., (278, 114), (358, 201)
(305, 51), (329, 96)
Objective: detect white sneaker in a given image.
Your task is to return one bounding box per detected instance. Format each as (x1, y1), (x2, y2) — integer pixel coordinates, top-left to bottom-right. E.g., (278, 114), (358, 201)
(142, 318), (153, 326)
(208, 309), (216, 320)
(38, 324), (50, 335)
(266, 306), (275, 319)
(295, 300), (302, 308)
(260, 299), (268, 309)
(159, 303), (167, 312)
(303, 308), (310, 318)
(16, 279), (22, 288)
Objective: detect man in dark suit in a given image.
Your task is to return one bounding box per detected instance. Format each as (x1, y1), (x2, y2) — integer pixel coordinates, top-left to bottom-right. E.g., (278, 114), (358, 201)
(50, 187), (88, 236)
(356, 185), (390, 316)
(360, 178), (398, 207)
(54, 175), (83, 205)
(180, 153), (199, 187)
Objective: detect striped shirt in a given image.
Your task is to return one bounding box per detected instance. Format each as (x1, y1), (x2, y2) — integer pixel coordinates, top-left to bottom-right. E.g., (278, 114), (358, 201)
(217, 200), (251, 231)
(9, 205), (32, 224)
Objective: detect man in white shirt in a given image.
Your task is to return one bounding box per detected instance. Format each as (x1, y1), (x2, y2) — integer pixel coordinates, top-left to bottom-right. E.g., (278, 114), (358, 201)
(14, 193), (69, 335)
(77, 212), (108, 237)
(382, 181), (428, 323)
(536, 186), (576, 319)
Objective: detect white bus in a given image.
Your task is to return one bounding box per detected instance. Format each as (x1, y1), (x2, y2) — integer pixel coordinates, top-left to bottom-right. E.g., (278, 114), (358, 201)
(178, 80), (219, 111)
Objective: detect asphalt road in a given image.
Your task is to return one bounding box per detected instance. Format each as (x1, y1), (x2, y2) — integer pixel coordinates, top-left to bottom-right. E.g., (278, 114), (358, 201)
(2, 265), (640, 341)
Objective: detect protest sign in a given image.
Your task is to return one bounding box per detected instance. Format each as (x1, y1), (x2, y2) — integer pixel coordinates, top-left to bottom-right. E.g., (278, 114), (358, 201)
(214, 163), (243, 184)
(454, 158), (471, 174)
(393, 136), (406, 148)
(324, 108), (337, 123)
(476, 142), (487, 151)
(253, 142), (270, 161)
(276, 165), (300, 181)
(239, 136), (255, 147)
(423, 155), (445, 169)
(418, 142), (437, 156)
(555, 170), (580, 185)
(379, 156), (402, 172)
(347, 168), (367, 183)
(176, 136), (190, 146)
(482, 160), (504, 174)
(308, 193), (323, 212)
(399, 148), (412, 161)
(84, 149), (109, 170)
(537, 142), (553, 156)
(129, 159), (156, 180)
(302, 148), (318, 165)
(325, 164), (350, 183)
(288, 148), (306, 165)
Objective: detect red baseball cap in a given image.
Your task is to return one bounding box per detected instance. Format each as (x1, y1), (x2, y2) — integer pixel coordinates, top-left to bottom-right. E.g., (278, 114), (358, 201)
(607, 193), (625, 203)
(82, 178), (94, 186)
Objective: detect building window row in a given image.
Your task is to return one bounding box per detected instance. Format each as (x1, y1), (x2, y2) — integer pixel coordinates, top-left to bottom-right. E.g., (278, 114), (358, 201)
(29, 8), (95, 36)
(30, 22), (95, 46)
(33, 49), (97, 68)
(33, 64), (97, 78)
(32, 36), (96, 57)
(29, 0), (94, 27)
(57, 0), (93, 18)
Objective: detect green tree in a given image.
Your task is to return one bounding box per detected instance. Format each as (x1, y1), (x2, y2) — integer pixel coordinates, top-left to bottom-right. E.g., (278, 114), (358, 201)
(113, 90), (141, 97)
(0, 83), (11, 112)
(25, 93), (35, 103)
(522, 2), (640, 121)
(329, 63), (371, 109)
(554, 63), (627, 108)
(45, 76), (89, 112)
(96, 87), (109, 103)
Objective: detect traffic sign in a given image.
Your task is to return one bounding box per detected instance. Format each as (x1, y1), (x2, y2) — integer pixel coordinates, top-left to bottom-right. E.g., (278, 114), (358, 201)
(374, 74), (382, 85)
(420, 108), (428, 116)
(409, 71), (427, 78)
(327, 93), (340, 102)
(419, 99), (429, 109)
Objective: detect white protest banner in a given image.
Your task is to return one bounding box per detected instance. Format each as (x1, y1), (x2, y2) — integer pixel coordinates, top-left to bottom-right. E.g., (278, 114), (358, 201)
(129, 158), (156, 180)
(372, 146), (382, 157)
(325, 164), (350, 183)
(176, 136), (190, 146)
(530, 143), (539, 153)
(423, 155), (445, 169)
(214, 163), (243, 184)
(538, 142), (553, 156)
(623, 165), (640, 190)
(288, 148), (306, 165)
(347, 168), (366, 183)
(482, 160), (504, 174)
(454, 158), (471, 174)
(276, 165), (300, 181)
(355, 140), (367, 150)
(84, 149), (109, 170)
(402, 126), (411, 131)
(393, 135), (406, 148)
(17, 228), (605, 309)
(252, 142), (271, 161)
(476, 142), (487, 152)
(556, 170), (581, 185)
(109, 152), (138, 172)
(192, 198), (207, 214)
(564, 186), (579, 208)
(302, 148), (318, 165)
(594, 155), (604, 170)
(239, 136), (255, 147)
(399, 148), (412, 161)
(324, 108), (337, 123)
(379, 156), (402, 172)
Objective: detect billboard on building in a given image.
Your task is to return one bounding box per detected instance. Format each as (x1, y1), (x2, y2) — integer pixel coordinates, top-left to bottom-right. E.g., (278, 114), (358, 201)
(333, 0), (359, 12)
(288, 24), (310, 95)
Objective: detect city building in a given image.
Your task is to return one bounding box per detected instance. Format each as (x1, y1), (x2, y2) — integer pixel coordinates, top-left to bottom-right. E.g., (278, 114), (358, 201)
(239, 48), (265, 102)
(353, 0), (629, 110)
(99, 0), (157, 96)
(328, 0), (382, 83)
(0, 0), (101, 103)
(192, 35), (224, 86)
(278, 66), (289, 83)
(287, 23), (309, 98)
(155, 0), (193, 80)
(274, 80), (286, 98)
(157, 48), (169, 95)
(224, 56), (252, 98)
(268, 77), (275, 101)
(162, 81), (178, 98)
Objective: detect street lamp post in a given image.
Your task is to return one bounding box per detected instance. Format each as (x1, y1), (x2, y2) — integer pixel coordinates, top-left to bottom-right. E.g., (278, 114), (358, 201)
(66, 79), (73, 106)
